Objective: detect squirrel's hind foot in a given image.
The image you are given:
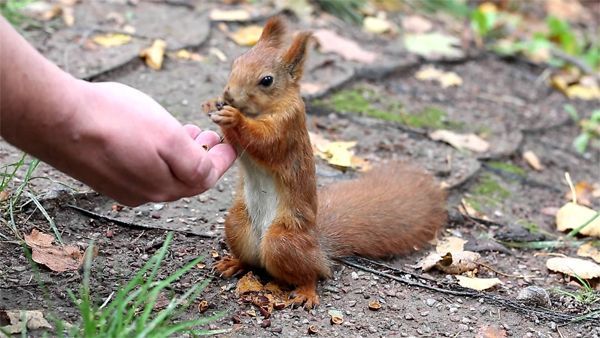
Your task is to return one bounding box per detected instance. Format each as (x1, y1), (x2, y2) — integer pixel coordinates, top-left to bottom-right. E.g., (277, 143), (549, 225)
(214, 256), (244, 278)
(289, 283), (319, 310)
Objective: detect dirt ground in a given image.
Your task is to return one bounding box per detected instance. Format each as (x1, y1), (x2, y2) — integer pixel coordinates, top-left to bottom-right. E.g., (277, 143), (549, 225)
(1, 1), (599, 337)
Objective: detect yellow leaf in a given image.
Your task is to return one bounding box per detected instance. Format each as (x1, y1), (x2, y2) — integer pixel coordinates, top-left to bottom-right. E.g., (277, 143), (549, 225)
(322, 141), (357, 168)
(230, 25), (263, 46)
(140, 39), (167, 70)
(173, 49), (204, 62)
(556, 202), (600, 237)
(363, 16), (394, 34)
(566, 84), (600, 100)
(577, 242), (600, 263)
(456, 276), (502, 291)
(478, 2), (497, 13)
(546, 256), (600, 279)
(92, 33), (132, 47)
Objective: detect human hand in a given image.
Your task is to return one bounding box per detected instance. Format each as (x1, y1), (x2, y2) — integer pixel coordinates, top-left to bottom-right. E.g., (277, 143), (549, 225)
(53, 81), (236, 206)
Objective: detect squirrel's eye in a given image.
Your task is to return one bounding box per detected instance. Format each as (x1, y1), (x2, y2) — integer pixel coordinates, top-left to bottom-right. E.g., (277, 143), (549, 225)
(259, 76), (273, 87)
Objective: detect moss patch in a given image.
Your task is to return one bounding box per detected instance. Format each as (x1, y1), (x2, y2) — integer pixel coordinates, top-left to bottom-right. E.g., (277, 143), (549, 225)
(487, 161), (527, 177)
(465, 173), (511, 211)
(324, 87), (463, 130)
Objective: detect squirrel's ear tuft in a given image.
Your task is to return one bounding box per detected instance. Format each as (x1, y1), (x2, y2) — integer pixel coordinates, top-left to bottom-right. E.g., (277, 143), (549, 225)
(282, 31), (312, 82)
(257, 16), (287, 48)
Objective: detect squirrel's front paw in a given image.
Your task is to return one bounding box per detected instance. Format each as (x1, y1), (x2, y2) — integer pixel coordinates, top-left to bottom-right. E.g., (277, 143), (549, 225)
(210, 105), (241, 128)
(201, 98), (225, 114)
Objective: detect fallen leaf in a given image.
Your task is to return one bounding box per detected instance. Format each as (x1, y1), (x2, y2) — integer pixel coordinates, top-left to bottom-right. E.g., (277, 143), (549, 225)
(173, 49), (204, 62)
(522, 150), (543, 171)
(61, 5), (74, 26)
(0, 190), (10, 202)
(363, 16), (394, 34)
(235, 272), (264, 296)
(21, 2), (61, 21)
(313, 29), (377, 63)
(368, 300), (381, 310)
(456, 276), (502, 291)
(403, 32), (463, 59)
(476, 325), (507, 338)
(417, 251), (480, 274)
(209, 8), (251, 21)
(0, 310), (52, 334)
(429, 130), (490, 153)
(92, 33), (132, 47)
(415, 66), (463, 88)
(140, 39), (166, 70)
(309, 132), (368, 171)
(577, 242), (600, 263)
(229, 25), (263, 46)
(328, 309), (343, 325)
(565, 181), (595, 207)
(24, 229), (83, 272)
(551, 74), (600, 101)
(402, 15), (432, 34)
(275, 0), (313, 21)
(436, 236), (467, 254)
(209, 47), (227, 62)
(546, 256), (600, 279)
(556, 202), (600, 237)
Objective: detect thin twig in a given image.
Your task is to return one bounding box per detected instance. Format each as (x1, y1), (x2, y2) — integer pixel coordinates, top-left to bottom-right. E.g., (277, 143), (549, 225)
(66, 205), (216, 238)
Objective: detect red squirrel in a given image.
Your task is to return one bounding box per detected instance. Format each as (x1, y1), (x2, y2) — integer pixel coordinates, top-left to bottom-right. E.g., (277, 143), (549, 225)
(202, 16), (447, 309)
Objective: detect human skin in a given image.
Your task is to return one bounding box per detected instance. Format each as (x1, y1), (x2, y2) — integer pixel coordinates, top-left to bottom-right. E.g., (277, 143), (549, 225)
(0, 17), (236, 206)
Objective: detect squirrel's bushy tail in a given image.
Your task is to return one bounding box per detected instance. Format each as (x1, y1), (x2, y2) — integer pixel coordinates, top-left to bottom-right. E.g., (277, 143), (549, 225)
(317, 163), (447, 259)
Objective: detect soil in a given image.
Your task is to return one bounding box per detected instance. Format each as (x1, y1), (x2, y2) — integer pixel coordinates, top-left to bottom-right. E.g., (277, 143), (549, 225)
(1, 1), (599, 337)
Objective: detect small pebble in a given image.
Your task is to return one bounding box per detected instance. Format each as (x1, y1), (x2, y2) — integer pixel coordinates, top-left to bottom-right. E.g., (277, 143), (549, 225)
(351, 272), (359, 280)
(426, 298), (436, 306)
(404, 313), (414, 320)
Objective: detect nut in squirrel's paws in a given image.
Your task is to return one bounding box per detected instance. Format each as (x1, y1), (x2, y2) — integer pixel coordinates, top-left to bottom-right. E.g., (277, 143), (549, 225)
(201, 99), (225, 114)
(214, 255), (244, 278)
(209, 105), (241, 127)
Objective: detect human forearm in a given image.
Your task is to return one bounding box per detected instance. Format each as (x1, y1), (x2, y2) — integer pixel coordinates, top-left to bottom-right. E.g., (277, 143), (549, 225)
(0, 16), (82, 152)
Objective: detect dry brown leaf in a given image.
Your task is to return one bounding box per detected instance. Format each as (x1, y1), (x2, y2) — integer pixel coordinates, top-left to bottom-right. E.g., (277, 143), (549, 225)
(209, 8), (251, 21)
(229, 25), (263, 46)
(556, 202), (600, 237)
(429, 130), (490, 153)
(0, 190), (9, 202)
(309, 132), (367, 171)
(522, 150), (543, 171)
(417, 251), (480, 274)
(235, 271), (263, 296)
(92, 33), (132, 47)
(456, 276), (502, 291)
(546, 256), (600, 279)
(401, 15), (432, 34)
(476, 325), (507, 338)
(415, 66), (463, 88)
(140, 39), (166, 70)
(436, 236), (467, 254)
(565, 181), (595, 207)
(313, 29), (377, 63)
(24, 229), (83, 272)
(0, 310), (52, 334)
(577, 242), (600, 263)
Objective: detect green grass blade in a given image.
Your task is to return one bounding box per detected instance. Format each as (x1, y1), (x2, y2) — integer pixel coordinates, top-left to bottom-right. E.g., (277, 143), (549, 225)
(25, 191), (62, 245)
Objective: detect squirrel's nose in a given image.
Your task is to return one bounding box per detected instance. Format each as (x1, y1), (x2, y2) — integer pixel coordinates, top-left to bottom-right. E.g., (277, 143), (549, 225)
(223, 87), (234, 104)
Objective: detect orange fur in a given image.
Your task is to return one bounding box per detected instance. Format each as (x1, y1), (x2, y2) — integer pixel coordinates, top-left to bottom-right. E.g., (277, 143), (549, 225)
(205, 16), (447, 309)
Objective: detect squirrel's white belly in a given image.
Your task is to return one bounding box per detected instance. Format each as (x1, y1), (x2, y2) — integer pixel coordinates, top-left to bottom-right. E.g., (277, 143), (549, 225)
(240, 155), (279, 243)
